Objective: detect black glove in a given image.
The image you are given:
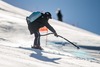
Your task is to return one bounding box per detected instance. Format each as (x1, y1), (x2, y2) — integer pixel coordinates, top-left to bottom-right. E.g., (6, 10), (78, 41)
(54, 33), (58, 37)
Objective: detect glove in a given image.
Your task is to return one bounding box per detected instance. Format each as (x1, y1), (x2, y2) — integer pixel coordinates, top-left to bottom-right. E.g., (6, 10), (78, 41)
(54, 33), (58, 37)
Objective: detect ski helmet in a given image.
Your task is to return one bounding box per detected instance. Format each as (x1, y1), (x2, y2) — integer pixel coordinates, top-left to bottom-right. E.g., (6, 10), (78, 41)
(45, 12), (52, 19)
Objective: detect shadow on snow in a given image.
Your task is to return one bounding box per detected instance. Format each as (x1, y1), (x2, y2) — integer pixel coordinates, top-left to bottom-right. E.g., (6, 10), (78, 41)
(19, 47), (61, 64)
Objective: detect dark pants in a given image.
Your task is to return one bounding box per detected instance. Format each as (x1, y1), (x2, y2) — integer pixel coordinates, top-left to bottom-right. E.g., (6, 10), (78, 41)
(33, 31), (40, 46)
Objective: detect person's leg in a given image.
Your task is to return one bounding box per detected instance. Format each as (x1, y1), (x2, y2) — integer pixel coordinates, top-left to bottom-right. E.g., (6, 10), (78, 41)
(34, 31), (40, 47)
(32, 31), (43, 50)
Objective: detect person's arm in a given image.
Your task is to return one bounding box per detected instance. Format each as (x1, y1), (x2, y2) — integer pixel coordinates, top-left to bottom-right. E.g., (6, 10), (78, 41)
(44, 22), (58, 37)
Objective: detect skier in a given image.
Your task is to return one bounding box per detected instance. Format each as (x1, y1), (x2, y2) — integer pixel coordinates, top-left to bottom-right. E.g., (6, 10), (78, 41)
(56, 8), (63, 21)
(26, 12), (58, 50)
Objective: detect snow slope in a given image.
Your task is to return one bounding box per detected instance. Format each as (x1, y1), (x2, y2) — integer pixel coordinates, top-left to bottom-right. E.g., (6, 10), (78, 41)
(0, 0), (100, 67)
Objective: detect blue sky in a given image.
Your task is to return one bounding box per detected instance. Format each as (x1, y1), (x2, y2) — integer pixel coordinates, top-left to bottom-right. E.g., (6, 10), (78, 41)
(3, 0), (100, 35)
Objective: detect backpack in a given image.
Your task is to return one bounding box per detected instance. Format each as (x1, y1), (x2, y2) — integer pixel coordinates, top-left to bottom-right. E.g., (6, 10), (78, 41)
(26, 11), (42, 24)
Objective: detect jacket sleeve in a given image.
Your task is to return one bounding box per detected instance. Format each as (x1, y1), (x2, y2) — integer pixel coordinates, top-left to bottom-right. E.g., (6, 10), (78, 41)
(44, 21), (57, 34)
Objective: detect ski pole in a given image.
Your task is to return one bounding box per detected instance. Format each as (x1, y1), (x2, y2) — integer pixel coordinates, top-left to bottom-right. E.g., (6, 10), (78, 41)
(41, 33), (80, 49)
(57, 35), (80, 49)
(46, 30), (48, 45)
(40, 33), (53, 36)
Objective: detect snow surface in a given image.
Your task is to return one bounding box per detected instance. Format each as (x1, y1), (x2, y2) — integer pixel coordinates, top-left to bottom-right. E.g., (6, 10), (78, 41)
(0, 0), (100, 67)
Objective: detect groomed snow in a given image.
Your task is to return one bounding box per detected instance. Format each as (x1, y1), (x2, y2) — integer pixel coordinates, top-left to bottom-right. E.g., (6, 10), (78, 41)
(0, 0), (100, 67)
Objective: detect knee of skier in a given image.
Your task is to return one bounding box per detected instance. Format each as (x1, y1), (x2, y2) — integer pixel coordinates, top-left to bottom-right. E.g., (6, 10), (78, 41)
(34, 32), (40, 37)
